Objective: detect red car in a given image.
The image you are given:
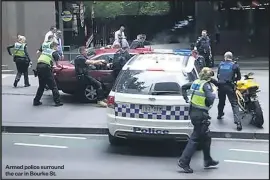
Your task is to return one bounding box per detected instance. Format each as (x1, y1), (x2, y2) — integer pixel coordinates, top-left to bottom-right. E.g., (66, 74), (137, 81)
(53, 48), (152, 102)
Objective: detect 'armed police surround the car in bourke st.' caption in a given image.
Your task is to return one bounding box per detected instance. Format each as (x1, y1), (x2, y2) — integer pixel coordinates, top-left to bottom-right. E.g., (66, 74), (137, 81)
(177, 67), (219, 174)
(74, 46), (108, 107)
(33, 42), (63, 107)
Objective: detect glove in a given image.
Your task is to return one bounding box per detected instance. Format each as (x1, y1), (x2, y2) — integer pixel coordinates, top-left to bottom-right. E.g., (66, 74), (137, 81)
(183, 97), (189, 103)
(28, 61), (33, 68)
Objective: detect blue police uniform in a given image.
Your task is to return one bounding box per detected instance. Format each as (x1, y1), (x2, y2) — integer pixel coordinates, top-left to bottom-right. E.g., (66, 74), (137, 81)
(217, 60), (242, 130)
(178, 79), (219, 173)
(196, 36), (212, 67)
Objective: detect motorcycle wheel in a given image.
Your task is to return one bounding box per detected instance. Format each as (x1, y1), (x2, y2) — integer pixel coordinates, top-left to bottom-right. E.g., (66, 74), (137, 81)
(250, 101), (264, 128)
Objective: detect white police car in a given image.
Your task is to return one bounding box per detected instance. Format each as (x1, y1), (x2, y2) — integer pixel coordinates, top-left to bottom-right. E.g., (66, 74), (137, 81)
(106, 49), (199, 145)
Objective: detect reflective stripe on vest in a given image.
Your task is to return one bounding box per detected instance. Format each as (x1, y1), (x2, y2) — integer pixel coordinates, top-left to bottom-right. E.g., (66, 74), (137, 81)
(42, 42), (52, 51)
(38, 49), (55, 65)
(190, 79), (210, 110)
(13, 43), (26, 57)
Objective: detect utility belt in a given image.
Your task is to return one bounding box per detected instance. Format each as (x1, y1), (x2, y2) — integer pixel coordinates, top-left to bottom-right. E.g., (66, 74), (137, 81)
(14, 56), (28, 63)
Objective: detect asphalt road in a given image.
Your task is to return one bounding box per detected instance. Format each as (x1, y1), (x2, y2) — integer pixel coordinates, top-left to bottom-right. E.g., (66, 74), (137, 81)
(2, 133), (269, 179)
(2, 70), (269, 135)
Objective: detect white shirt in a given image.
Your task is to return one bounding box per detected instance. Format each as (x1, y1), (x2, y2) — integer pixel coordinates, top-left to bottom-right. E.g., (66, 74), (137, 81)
(113, 39), (129, 49)
(114, 30), (126, 41)
(44, 31), (58, 43)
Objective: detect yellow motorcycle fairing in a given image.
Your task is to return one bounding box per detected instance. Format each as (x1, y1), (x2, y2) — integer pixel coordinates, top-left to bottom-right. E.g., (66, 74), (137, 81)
(236, 78), (259, 92)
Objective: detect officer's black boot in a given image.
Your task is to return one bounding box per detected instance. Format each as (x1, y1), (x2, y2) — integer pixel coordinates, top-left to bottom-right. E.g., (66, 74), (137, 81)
(13, 79), (19, 88)
(204, 160), (219, 168)
(178, 161), (193, 173)
(33, 100), (42, 106)
(236, 122), (242, 131)
(217, 112), (224, 120)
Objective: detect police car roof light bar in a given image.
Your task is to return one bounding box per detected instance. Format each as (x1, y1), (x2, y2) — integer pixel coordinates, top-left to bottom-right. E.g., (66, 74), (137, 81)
(152, 49), (191, 56)
(146, 68), (165, 71)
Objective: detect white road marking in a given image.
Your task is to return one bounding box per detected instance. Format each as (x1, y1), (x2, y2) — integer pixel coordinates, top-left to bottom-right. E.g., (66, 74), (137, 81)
(229, 149), (269, 154)
(14, 143), (68, 149)
(212, 138), (269, 142)
(224, 160), (269, 166)
(2, 74), (12, 79)
(39, 134), (87, 140)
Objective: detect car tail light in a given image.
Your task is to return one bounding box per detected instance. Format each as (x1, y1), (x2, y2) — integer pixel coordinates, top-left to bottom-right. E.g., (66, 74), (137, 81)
(107, 96), (115, 108)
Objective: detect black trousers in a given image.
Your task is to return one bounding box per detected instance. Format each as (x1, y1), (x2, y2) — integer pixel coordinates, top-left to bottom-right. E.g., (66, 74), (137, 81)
(34, 63), (60, 103)
(77, 74), (105, 101)
(179, 108), (212, 165)
(218, 83), (241, 123)
(199, 51), (212, 67)
(14, 57), (30, 85)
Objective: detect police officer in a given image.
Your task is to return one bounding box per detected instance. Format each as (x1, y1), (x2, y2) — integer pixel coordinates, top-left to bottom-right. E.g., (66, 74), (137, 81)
(7, 35), (31, 87)
(33, 42), (63, 107)
(195, 30), (213, 67)
(35, 35), (55, 90)
(217, 51), (242, 131)
(74, 46), (107, 107)
(130, 34), (145, 49)
(178, 67), (219, 173)
(192, 50), (206, 73)
(112, 46), (131, 79)
(36, 35), (54, 54)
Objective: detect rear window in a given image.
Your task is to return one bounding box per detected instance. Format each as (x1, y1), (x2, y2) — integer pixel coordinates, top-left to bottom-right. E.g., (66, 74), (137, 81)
(114, 69), (197, 95)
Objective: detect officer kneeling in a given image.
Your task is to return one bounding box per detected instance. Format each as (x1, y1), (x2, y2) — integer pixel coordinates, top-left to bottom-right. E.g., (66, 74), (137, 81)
(33, 42), (63, 106)
(178, 67), (219, 173)
(74, 46), (107, 107)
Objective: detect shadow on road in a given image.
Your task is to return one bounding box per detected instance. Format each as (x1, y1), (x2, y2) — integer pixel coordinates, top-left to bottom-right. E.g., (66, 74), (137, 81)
(106, 140), (187, 157)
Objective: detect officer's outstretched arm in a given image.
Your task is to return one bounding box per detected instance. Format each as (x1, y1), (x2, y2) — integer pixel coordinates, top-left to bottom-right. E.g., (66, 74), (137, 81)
(182, 82), (192, 103)
(209, 78), (219, 87)
(234, 64), (242, 81)
(7, 45), (14, 56)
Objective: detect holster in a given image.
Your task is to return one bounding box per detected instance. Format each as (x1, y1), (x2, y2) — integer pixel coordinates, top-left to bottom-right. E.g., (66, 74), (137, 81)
(201, 112), (211, 134)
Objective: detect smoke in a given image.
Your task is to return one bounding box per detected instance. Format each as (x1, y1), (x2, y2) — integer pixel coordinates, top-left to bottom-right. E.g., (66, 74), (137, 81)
(151, 30), (191, 45)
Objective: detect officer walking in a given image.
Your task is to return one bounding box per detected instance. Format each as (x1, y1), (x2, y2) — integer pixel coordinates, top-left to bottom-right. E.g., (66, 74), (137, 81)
(195, 30), (213, 67)
(7, 35), (31, 87)
(217, 51), (242, 131)
(74, 46), (107, 107)
(33, 42), (63, 107)
(178, 67), (219, 173)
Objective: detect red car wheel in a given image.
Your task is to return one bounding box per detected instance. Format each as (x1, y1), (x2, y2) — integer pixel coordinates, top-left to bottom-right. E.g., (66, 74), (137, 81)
(83, 85), (97, 102)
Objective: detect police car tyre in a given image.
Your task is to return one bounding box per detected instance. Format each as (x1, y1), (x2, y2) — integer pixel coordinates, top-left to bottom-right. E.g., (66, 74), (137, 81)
(108, 132), (125, 146)
(251, 101), (264, 127)
(83, 85), (97, 102)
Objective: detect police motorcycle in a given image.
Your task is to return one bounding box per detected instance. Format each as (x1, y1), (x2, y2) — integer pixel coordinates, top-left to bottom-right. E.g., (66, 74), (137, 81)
(235, 72), (264, 128)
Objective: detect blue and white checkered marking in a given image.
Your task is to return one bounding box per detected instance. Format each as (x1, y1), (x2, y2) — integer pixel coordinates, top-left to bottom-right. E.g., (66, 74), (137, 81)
(115, 103), (190, 120)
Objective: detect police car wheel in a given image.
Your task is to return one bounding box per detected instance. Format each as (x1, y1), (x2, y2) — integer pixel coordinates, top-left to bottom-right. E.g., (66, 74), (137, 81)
(108, 133), (125, 146)
(83, 85), (97, 102)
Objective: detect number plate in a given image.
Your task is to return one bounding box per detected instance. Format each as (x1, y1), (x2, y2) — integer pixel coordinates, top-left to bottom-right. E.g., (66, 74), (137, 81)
(142, 105), (163, 114)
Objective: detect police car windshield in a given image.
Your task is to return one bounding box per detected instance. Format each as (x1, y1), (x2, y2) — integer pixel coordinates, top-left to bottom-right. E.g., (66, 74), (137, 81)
(115, 69), (196, 95)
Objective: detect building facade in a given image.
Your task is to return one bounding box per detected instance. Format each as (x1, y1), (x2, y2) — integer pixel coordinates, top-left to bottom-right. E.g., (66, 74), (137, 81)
(2, 1), (56, 70)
